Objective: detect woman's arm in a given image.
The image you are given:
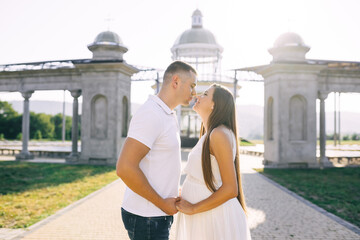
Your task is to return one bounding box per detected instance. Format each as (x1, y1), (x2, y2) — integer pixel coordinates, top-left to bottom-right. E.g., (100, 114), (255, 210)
(176, 127), (238, 215)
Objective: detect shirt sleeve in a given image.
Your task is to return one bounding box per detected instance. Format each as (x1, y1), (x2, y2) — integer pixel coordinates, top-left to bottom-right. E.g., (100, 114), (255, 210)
(127, 107), (163, 149)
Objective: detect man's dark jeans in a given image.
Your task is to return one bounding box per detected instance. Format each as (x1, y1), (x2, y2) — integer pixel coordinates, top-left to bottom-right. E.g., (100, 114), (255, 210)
(121, 208), (174, 240)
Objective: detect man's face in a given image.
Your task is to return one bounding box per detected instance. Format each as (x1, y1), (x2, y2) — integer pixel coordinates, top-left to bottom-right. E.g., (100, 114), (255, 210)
(178, 71), (197, 106)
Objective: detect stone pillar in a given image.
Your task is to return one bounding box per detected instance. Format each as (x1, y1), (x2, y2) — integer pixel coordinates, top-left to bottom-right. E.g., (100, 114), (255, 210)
(318, 91), (328, 169)
(16, 91), (34, 160)
(66, 90), (82, 162)
(233, 71), (238, 100)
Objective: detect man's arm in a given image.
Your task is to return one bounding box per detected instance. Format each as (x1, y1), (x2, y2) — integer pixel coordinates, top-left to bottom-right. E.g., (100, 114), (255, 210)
(116, 137), (178, 215)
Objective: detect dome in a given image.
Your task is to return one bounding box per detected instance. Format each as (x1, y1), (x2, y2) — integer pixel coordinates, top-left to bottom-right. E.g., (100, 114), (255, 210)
(93, 31), (122, 45)
(88, 31), (128, 60)
(174, 28), (218, 45)
(273, 32), (305, 48)
(173, 9), (220, 47)
(269, 32), (310, 62)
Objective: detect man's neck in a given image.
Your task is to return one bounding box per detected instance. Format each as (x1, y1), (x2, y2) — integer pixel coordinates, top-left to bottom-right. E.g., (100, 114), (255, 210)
(157, 90), (177, 110)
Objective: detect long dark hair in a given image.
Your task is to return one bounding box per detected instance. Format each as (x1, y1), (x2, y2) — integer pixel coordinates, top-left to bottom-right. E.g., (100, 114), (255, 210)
(200, 84), (247, 214)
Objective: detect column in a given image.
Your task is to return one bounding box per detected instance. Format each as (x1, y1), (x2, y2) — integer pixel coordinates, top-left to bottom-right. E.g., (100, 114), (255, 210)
(233, 71), (238, 100)
(66, 90), (81, 162)
(318, 91), (328, 169)
(16, 91), (34, 160)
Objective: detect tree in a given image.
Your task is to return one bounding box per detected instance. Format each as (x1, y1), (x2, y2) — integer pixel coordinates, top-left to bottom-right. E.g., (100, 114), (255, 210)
(342, 134), (350, 141)
(51, 114), (73, 140)
(351, 133), (360, 141)
(29, 112), (54, 139)
(34, 130), (42, 140)
(16, 133), (22, 140)
(0, 100), (18, 119)
(0, 100), (79, 141)
(51, 114), (63, 140)
(0, 100), (21, 139)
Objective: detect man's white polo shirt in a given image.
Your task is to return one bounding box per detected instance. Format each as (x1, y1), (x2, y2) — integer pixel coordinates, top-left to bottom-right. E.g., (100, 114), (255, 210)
(122, 95), (181, 217)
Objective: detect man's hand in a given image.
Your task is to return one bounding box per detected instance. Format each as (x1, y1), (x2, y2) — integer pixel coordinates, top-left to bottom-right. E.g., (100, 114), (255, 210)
(160, 198), (179, 215)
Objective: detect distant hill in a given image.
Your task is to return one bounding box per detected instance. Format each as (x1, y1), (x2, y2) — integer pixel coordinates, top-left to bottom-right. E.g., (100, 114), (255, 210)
(322, 111), (360, 136)
(7, 101), (360, 139)
(9, 100), (80, 116)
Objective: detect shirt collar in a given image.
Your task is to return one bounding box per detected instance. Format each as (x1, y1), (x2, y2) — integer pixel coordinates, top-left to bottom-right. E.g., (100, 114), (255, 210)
(149, 95), (175, 115)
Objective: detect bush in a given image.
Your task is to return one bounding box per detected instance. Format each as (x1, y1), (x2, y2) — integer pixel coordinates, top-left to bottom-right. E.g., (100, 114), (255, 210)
(30, 112), (54, 139)
(34, 130), (42, 140)
(0, 100), (79, 140)
(51, 114), (73, 140)
(16, 133), (22, 140)
(351, 133), (360, 141)
(343, 135), (350, 141)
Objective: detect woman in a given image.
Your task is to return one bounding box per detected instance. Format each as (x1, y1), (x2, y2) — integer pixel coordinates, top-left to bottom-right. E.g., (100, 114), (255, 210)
(175, 84), (251, 240)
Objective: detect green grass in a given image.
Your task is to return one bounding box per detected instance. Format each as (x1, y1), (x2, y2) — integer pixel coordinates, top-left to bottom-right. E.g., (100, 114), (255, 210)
(239, 139), (256, 146)
(242, 140), (360, 146)
(324, 140), (360, 145)
(256, 168), (360, 228)
(0, 161), (118, 228)
(248, 139), (264, 145)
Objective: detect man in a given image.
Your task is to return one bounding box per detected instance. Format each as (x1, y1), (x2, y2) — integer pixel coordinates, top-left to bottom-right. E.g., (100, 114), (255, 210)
(117, 61), (197, 240)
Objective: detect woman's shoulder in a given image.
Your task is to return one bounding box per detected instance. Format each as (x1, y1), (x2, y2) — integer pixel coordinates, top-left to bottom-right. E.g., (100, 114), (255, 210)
(209, 125), (233, 144)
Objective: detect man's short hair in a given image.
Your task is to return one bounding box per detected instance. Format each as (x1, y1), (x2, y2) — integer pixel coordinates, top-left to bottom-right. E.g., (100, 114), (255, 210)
(163, 61), (197, 83)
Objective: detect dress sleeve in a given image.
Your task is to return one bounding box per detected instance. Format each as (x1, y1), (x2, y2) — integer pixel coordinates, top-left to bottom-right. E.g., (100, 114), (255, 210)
(127, 108), (163, 149)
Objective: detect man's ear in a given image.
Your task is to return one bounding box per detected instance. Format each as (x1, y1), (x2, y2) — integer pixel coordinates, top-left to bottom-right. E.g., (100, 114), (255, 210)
(172, 74), (179, 89)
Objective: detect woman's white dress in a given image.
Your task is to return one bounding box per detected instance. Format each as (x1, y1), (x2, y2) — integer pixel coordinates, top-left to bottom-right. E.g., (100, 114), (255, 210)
(176, 128), (251, 240)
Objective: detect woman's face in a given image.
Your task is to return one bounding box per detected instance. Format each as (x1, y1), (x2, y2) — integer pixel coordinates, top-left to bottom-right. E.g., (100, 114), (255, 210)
(193, 86), (215, 116)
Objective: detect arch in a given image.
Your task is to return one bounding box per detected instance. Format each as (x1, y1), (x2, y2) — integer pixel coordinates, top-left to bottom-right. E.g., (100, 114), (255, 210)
(267, 97), (274, 140)
(122, 96), (129, 137)
(91, 94), (108, 139)
(289, 95), (307, 141)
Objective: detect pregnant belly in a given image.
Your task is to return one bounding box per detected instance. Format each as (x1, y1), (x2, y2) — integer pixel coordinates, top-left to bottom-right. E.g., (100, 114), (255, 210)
(181, 175), (213, 204)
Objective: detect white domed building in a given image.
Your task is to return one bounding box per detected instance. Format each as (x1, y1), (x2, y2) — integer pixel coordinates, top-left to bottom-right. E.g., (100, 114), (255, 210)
(0, 30), (138, 164)
(171, 9), (240, 143)
(171, 9), (223, 79)
(242, 31), (360, 168)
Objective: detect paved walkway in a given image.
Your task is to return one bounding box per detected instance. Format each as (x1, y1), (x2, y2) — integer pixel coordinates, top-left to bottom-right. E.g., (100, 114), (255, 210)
(1, 155), (359, 240)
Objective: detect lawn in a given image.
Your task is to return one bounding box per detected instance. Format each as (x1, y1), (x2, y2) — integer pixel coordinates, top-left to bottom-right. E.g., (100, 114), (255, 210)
(248, 140), (360, 146)
(0, 161), (118, 228)
(240, 139), (256, 146)
(324, 140), (360, 146)
(256, 167), (360, 228)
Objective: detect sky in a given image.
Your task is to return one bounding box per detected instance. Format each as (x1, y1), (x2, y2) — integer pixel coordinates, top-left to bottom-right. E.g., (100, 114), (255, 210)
(0, 0), (359, 112)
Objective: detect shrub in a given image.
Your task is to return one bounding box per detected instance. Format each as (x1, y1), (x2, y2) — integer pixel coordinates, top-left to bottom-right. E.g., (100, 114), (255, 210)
(16, 133), (22, 140)
(34, 130), (42, 140)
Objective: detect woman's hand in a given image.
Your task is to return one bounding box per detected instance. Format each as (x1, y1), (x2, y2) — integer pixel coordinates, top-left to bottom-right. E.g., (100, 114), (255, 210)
(175, 197), (196, 215)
